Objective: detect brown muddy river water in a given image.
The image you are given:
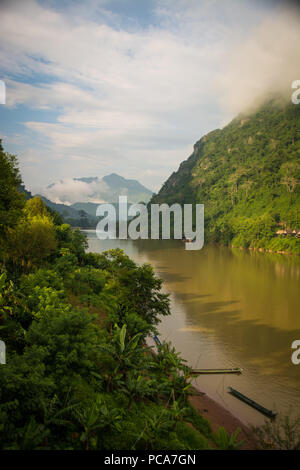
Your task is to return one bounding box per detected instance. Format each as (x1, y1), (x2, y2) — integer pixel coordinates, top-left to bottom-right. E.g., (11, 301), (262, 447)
(84, 231), (300, 427)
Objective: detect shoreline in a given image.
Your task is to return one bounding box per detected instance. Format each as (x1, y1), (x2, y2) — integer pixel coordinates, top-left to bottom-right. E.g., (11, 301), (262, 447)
(231, 244), (299, 256)
(189, 382), (257, 449)
(79, 229), (299, 257)
(148, 341), (257, 449)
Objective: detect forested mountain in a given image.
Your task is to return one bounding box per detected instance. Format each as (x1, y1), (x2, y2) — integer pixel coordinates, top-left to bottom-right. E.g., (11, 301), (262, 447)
(71, 201), (101, 217)
(102, 173), (153, 203)
(152, 97), (300, 253)
(40, 196), (97, 228)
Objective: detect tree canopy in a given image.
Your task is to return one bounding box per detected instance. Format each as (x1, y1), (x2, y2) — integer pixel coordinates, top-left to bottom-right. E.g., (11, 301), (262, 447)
(0, 141), (25, 241)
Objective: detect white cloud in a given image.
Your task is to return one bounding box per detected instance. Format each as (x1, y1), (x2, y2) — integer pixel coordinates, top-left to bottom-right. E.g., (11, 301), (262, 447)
(217, 6), (300, 114)
(43, 177), (110, 205)
(0, 0), (299, 194)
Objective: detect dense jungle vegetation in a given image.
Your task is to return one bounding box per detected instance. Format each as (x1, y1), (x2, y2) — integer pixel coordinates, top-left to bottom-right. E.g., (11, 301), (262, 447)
(0, 141), (242, 450)
(152, 98), (300, 254)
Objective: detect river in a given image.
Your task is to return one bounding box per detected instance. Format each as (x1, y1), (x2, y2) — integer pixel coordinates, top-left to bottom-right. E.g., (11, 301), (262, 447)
(84, 230), (300, 427)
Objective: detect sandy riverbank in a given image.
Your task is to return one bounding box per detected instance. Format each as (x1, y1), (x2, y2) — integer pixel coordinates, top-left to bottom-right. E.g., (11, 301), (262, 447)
(189, 384), (257, 450)
(147, 342), (257, 449)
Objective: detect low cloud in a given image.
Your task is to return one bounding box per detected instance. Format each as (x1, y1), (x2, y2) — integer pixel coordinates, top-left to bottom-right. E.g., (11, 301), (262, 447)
(218, 6), (300, 114)
(43, 177), (110, 205)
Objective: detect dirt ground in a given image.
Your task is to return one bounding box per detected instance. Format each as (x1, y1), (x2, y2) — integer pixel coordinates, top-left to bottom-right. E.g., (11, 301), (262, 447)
(189, 388), (258, 450)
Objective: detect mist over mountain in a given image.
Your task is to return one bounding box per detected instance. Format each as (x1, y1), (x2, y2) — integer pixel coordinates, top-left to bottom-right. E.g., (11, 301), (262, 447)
(43, 173), (153, 206)
(19, 173), (153, 228)
(152, 97), (300, 254)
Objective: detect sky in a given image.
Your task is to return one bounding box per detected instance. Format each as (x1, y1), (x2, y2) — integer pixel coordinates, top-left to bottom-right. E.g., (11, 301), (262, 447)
(0, 0), (299, 198)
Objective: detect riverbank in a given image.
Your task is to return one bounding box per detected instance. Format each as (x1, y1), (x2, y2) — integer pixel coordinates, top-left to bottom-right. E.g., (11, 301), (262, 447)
(232, 244), (299, 256)
(148, 341), (257, 449)
(189, 384), (257, 450)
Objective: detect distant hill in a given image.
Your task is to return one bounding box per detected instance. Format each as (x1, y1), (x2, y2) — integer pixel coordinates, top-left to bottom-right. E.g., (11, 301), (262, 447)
(40, 196), (97, 228)
(20, 172), (151, 228)
(70, 202), (100, 217)
(44, 173), (153, 205)
(102, 173), (153, 202)
(71, 201), (134, 221)
(151, 97), (300, 254)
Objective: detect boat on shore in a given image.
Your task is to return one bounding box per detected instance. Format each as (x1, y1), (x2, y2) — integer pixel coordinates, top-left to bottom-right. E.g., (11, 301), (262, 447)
(190, 367), (243, 375)
(228, 387), (277, 419)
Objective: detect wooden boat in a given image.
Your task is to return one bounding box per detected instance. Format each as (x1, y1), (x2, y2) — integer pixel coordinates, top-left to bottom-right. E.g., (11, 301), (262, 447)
(228, 387), (277, 419)
(190, 367), (243, 375)
(153, 334), (162, 346)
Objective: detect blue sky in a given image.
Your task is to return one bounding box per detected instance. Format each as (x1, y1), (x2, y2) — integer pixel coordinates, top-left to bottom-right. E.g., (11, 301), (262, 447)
(0, 0), (299, 200)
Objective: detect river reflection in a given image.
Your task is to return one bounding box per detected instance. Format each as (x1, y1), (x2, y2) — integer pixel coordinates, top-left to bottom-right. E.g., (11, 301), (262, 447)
(84, 231), (300, 426)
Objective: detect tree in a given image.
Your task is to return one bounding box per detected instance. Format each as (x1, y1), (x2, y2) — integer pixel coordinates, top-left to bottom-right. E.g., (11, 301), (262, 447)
(5, 198), (57, 271)
(280, 162), (300, 193)
(0, 141), (25, 244)
(24, 196), (49, 217)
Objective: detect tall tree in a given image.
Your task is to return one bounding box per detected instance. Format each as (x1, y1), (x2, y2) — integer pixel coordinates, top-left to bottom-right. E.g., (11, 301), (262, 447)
(0, 141), (25, 241)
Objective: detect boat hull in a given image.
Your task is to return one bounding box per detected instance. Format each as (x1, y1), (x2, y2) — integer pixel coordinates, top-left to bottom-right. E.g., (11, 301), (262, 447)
(228, 387), (277, 419)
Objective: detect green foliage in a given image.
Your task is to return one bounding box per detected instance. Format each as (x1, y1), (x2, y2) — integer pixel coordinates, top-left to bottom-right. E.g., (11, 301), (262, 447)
(3, 197), (57, 272)
(0, 142), (233, 450)
(24, 196), (49, 218)
(71, 394), (123, 450)
(96, 249), (170, 333)
(252, 412), (300, 450)
(0, 141), (25, 243)
(184, 403), (213, 438)
(214, 426), (244, 450)
(55, 224), (88, 259)
(231, 213), (276, 248)
(0, 232), (217, 449)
